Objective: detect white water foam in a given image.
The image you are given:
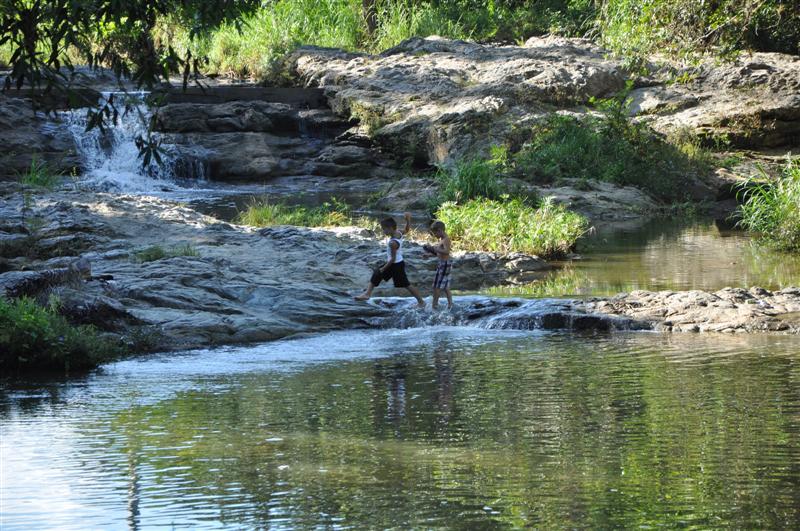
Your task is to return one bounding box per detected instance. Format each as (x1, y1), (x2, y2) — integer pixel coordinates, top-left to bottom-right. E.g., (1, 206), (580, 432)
(63, 92), (204, 193)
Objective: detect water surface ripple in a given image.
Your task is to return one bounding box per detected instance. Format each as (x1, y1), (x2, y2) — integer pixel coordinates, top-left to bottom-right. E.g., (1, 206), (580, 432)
(2, 328), (799, 529)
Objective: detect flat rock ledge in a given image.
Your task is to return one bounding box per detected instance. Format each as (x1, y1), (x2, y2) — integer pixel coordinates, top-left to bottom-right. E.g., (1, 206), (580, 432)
(581, 287), (800, 334)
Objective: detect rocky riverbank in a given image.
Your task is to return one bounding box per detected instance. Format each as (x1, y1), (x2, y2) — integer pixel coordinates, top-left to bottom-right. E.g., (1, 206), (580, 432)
(1, 185), (798, 354)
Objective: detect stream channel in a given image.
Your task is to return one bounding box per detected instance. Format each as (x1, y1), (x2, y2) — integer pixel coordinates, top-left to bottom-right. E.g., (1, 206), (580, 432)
(2, 95), (800, 530)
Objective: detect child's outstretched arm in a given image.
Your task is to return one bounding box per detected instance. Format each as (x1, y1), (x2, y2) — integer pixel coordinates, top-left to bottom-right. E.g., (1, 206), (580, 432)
(402, 212), (412, 235)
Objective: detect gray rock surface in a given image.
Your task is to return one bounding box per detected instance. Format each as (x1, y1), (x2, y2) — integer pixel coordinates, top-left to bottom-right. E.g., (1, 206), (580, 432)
(0, 189), (550, 349)
(155, 99), (400, 182)
(582, 287), (800, 333)
(0, 96), (82, 179)
(288, 36), (799, 167)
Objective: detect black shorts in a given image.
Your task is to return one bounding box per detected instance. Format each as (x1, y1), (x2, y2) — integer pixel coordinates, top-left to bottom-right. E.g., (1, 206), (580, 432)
(370, 261), (411, 288)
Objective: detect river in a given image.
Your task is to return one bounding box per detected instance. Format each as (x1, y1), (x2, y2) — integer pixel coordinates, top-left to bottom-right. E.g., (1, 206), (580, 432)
(3, 322), (800, 529)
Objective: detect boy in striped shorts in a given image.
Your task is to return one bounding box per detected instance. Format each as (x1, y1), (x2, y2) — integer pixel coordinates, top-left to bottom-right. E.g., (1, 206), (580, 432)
(424, 220), (453, 310)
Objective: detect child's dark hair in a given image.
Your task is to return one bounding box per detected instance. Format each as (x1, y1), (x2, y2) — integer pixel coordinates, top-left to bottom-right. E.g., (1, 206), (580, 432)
(380, 217), (397, 230)
(430, 220), (446, 232)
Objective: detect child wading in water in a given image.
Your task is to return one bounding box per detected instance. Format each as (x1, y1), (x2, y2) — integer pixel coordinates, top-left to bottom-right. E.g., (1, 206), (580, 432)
(424, 220), (453, 310)
(355, 213), (425, 308)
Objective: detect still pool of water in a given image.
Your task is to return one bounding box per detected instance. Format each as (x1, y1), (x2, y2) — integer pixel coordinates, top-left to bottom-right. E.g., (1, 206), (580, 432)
(3, 327), (799, 529)
(484, 219), (800, 298)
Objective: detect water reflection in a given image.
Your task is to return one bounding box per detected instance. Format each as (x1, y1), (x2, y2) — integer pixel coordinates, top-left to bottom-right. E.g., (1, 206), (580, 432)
(485, 219), (800, 297)
(2, 329), (799, 529)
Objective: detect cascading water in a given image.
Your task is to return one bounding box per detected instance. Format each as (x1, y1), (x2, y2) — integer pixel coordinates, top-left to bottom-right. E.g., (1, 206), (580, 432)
(63, 91), (205, 193)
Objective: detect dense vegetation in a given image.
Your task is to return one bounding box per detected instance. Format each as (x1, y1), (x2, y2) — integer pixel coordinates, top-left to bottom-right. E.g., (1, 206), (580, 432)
(431, 89), (711, 204)
(2, 1), (797, 86)
(737, 159), (800, 252)
(161, 0), (800, 78)
(509, 95), (709, 202)
(431, 153), (587, 257)
(438, 197), (588, 257)
(0, 296), (123, 373)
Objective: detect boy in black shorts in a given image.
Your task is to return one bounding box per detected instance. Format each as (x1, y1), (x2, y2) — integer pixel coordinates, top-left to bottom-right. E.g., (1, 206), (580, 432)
(355, 212), (425, 308)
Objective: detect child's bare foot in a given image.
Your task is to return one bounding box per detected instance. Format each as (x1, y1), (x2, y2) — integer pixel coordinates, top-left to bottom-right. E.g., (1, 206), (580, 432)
(354, 293), (370, 301)
(416, 300), (426, 309)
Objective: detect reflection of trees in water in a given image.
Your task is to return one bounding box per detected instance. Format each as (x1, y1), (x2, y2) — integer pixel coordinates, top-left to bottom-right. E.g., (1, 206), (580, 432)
(31, 335), (800, 529)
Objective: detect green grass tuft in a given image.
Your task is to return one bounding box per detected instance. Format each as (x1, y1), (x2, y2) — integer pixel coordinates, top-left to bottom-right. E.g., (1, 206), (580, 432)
(135, 243), (200, 262)
(737, 158), (800, 253)
(436, 196), (589, 258)
(0, 296), (124, 373)
(19, 157), (63, 190)
(237, 198), (378, 230)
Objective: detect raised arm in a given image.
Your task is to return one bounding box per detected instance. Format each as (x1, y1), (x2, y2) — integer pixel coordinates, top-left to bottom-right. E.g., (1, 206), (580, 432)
(402, 212), (412, 235)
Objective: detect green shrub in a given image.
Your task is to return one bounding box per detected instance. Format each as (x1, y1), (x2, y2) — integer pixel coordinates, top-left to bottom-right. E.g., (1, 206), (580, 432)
(737, 159), (800, 252)
(135, 243), (199, 262)
(0, 296), (123, 373)
(512, 90), (708, 201)
(435, 157), (505, 205)
(237, 198), (378, 230)
(599, 0), (800, 60)
(436, 196), (588, 258)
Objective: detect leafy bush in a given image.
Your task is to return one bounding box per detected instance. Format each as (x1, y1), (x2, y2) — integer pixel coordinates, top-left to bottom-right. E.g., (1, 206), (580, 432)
(512, 91), (708, 201)
(599, 0), (800, 60)
(436, 196), (588, 258)
(237, 198), (378, 229)
(0, 296), (123, 373)
(737, 159), (800, 252)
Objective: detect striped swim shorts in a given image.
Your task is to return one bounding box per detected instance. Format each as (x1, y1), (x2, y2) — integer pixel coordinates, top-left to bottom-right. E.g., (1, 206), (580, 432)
(433, 260), (453, 289)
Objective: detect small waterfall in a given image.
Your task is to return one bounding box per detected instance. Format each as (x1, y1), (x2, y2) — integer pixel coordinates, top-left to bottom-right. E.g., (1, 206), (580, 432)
(368, 296), (647, 333)
(63, 92), (204, 193)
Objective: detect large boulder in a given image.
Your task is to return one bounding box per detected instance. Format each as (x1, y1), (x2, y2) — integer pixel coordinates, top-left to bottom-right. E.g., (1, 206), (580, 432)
(288, 36), (800, 169)
(0, 96), (82, 179)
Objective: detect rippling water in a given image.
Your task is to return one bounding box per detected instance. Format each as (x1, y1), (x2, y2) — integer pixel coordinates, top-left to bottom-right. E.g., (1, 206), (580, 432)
(3, 328), (799, 529)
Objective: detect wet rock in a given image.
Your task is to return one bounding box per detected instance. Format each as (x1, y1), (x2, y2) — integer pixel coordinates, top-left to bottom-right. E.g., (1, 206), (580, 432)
(0, 257), (90, 298)
(581, 288), (800, 334)
(0, 96), (82, 179)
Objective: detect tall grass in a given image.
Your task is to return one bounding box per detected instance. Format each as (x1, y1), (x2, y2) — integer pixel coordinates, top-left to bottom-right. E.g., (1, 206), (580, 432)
(435, 157), (505, 205)
(237, 198), (378, 229)
(0, 296), (123, 373)
(599, 0), (800, 62)
(161, 1), (601, 79)
(19, 157), (63, 190)
(737, 159), (800, 253)
(437, 196), (588, 258)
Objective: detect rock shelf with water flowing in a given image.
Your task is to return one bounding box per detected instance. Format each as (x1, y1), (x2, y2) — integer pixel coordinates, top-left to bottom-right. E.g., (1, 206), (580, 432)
(1, 188), (798, 352)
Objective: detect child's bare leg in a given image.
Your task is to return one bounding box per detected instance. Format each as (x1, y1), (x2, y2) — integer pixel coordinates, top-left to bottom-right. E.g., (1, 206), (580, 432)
(445, 288), (453, 309)
(406, 285), (425, 308)
(354, 282), (376, 301)
(432, 288), (441, 309)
